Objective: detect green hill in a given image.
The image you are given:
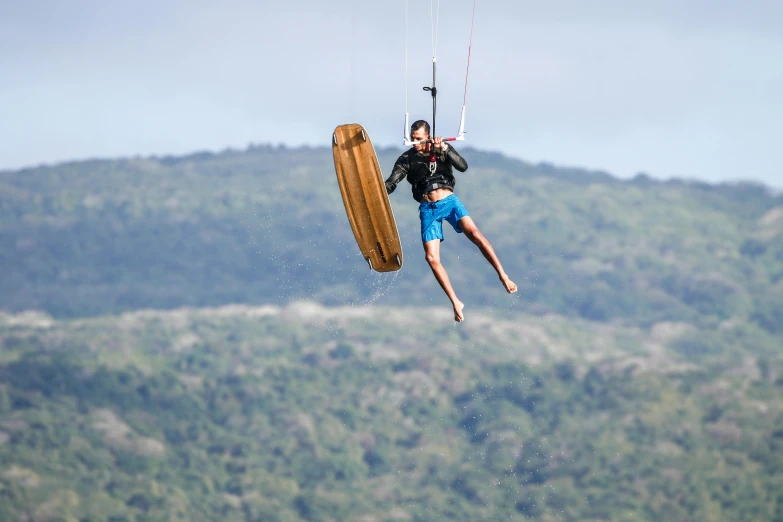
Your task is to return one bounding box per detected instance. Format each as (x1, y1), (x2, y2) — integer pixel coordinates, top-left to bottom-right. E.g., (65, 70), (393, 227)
(2, 145), (781, 333)
(1, 302), (782, 522)
(2, 145), (783, 521)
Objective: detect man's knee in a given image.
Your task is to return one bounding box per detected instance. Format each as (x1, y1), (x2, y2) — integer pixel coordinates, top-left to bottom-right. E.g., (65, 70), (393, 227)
(464, 226), (483, 242)
(425, 252), (440, 266)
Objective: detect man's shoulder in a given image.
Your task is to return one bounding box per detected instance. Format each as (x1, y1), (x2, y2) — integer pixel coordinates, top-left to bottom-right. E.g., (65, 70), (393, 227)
(395, 147), (420, 162)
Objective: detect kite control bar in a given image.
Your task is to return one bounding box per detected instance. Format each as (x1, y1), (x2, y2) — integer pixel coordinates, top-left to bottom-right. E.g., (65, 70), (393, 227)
(403, 105), (466, 146)
(402, 56), (468, 146)
(402, 0), (474, 147)
(406, 135), (465, 146)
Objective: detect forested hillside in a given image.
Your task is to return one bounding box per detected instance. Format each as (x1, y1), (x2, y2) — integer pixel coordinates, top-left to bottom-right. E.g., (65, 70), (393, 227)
(2, 145), (783, 521)
(2, 145), (781, 332)
(1, 303), (783, 522)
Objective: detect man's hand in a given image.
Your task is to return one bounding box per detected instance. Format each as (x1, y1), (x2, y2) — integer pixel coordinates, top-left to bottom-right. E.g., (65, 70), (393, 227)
(433, 136), (448, 151)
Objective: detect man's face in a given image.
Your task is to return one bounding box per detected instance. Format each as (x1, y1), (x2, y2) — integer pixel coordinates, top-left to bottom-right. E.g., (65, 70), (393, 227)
(411, 128), (430, 153)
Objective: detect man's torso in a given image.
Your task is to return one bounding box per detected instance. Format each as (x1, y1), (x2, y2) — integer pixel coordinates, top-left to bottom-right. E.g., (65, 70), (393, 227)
(420, 187), (453, 202)
(403, 148), (457, 202)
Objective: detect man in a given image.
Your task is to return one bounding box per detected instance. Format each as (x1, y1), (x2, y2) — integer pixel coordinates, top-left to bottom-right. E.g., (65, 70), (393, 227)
(385, 120), (517, 322)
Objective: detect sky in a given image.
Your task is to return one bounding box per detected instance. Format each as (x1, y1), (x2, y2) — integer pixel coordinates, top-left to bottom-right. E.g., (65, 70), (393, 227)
(1, 0), (782, 188)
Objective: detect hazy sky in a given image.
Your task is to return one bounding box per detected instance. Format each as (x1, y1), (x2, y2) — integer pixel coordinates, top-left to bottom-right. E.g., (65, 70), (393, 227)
(2, 0), (782, 187)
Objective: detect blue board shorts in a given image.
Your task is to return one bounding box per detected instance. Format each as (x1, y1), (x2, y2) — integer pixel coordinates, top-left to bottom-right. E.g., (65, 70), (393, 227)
(419, 194), (470, 243)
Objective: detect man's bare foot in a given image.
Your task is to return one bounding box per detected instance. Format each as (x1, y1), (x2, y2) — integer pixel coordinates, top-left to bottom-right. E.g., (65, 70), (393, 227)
(453, 300), (465, 322)
(501, 275), (517, 293)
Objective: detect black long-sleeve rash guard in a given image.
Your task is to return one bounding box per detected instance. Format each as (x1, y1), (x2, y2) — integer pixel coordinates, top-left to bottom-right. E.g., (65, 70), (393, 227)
(385, 145), (468, 202)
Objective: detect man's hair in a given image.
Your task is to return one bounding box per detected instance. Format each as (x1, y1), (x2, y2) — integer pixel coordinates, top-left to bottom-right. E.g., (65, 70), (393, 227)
(411, 120), (430, 136)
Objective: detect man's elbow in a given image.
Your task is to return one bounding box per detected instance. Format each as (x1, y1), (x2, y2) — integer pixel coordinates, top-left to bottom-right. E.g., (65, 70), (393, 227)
(448, 151), (468, 172)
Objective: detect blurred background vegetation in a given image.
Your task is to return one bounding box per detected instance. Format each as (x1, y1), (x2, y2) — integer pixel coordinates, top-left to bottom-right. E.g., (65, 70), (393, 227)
(1, 144), (782, 521)
(2, 144), (781, 330)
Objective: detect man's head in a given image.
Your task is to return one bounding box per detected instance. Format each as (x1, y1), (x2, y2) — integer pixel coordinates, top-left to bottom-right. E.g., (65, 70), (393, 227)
(411, 120), (430, 152)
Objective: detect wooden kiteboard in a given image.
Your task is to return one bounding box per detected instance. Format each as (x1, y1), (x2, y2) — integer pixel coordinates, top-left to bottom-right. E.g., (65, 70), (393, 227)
(332, 123), (403, 272)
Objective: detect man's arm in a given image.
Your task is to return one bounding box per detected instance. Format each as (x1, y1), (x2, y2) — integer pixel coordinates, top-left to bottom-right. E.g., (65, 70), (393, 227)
(442, 144), (468, 172)
(385, 154), (409, 194)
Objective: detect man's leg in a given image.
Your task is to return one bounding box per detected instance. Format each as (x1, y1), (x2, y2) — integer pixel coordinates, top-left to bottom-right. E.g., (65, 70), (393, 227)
(458, 216), (518, 293)
(423, 239), (465, 322)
